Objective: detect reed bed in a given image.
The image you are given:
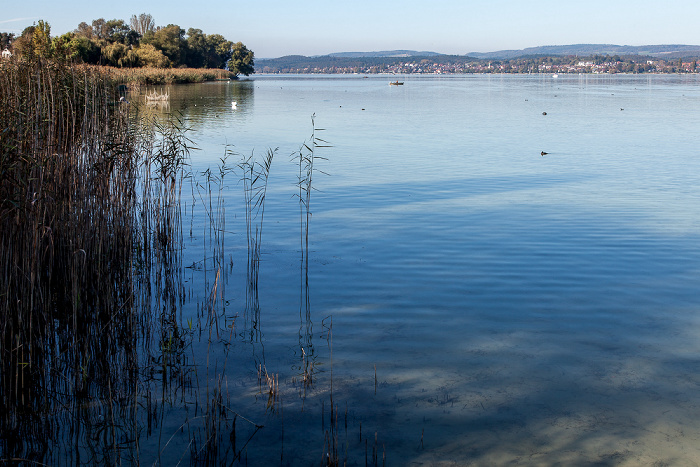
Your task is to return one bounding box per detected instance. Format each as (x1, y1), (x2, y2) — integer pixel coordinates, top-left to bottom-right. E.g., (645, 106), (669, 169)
(0, 55), (199, 465)
(0, 56), (365, 466)
(104, 66), (236, 85)
(0, 56), (142, 463)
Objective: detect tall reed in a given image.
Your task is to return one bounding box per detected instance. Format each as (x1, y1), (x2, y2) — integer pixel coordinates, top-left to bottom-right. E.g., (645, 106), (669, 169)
(0, 56), (141, 463)
(1, 56), (350, 466)
(239, 148), (275, 340)
(294, 115), (330, 393)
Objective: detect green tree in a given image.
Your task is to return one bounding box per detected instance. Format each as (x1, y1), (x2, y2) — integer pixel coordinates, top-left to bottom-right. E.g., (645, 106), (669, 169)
(185, 29), (232, 68)
(65, 34), (101, 63)
(227, 42), (254, 77)
(206, 34), (233, 69)
(91, 18), (109, 40)
(105, 19), (139, 45)
(33, 20), (53, 58)
(185, 28), (207, 67)
(84, 18), (137, 45)
(142, 24), (185, 66)
(102, 42), (130, 66)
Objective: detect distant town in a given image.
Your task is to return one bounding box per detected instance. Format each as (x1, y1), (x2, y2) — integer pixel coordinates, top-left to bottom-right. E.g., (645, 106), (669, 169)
(258, 54), (698, 75)
(257, 45), (700, 75)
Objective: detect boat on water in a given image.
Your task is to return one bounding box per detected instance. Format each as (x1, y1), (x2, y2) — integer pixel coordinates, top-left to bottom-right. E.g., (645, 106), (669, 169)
(389, 80), (404, 86)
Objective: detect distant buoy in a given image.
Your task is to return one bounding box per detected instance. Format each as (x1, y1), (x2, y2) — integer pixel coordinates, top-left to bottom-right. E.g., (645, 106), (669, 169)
(542, 112), (547, 115)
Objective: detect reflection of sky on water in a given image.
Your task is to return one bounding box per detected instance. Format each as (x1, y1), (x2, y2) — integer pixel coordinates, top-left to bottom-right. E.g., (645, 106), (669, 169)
(137, 74), (700, 464)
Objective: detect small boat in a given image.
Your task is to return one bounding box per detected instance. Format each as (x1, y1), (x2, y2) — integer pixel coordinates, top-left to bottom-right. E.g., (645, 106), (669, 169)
(389, 81), (404, 86)
(552, 74), (559, 78)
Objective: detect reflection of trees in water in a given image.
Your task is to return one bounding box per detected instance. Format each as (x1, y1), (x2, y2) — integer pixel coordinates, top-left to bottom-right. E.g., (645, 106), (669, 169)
(145, 81), (256, 131)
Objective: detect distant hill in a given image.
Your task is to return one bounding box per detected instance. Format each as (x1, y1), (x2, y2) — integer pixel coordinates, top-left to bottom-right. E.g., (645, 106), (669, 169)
(256, 53), (455, 72)
(258, 45), (700, 63)
(255, 45), (700, 74)
(326, 50), (442, 58)
(467, 44), (700, 59)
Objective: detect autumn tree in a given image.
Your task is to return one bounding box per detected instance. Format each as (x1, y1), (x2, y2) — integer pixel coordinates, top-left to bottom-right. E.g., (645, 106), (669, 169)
(131, 43), (170, 67)
(12, 21), (52, 59)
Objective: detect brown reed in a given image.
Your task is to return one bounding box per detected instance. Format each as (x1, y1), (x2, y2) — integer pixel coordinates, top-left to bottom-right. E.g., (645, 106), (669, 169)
(103, 66), (236, 85)
(0, 55), (142, 462)
(0, 55), (199, 464)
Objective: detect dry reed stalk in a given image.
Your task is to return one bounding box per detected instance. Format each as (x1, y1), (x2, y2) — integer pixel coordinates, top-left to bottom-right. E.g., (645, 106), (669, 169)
(0, 56), (142, 463)
(0, 55), (196, 465)
(238, 148), (275, 338)
(295, 115), (331, 400)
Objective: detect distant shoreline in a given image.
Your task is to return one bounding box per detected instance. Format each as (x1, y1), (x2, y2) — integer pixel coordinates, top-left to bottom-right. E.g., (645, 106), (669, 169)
(257, 50), (699, 75)
(253, 70), (699, 76)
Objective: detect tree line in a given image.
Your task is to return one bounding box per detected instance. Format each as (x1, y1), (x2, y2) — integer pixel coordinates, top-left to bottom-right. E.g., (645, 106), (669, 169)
(1, 14), (254, 77)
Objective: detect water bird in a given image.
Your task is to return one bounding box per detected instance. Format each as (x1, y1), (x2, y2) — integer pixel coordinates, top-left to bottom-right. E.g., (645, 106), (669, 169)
(542, 111), (547, 115)
(541, 151), (548, 156)
(231, 101), (237, 109)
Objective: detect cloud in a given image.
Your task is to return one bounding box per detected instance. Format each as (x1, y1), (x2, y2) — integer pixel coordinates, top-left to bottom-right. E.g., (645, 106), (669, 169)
(0, 17), (38, 25)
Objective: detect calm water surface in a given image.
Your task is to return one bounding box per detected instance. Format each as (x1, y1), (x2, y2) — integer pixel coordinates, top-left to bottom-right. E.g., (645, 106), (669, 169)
(146, 74), (700, 465)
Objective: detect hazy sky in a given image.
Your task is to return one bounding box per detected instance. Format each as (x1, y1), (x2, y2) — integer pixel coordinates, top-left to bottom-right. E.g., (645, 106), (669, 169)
(3, 0), (700, 58)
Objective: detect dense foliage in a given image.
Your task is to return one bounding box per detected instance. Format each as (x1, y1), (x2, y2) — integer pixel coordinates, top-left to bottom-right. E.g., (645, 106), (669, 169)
(2, 15), (254, 76)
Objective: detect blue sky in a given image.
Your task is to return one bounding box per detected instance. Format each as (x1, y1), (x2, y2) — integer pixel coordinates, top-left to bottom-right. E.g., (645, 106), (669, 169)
(2, 0), (700, 58)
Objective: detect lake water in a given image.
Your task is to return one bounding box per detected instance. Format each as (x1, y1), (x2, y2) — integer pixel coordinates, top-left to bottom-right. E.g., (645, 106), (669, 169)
(140, 74), (700, 465)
